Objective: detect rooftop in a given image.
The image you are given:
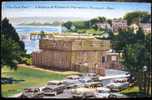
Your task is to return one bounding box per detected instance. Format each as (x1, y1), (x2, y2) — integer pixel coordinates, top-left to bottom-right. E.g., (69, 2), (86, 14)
(39, 34), (111, 51)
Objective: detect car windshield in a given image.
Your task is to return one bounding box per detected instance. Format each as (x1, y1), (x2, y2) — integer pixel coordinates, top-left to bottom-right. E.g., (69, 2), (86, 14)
(67, 77), (79, 80)
(24, 89), (34, 93)
(98, 90), (108, 93)
(66, 77), (73, 79)
(42, 88), (53, 92)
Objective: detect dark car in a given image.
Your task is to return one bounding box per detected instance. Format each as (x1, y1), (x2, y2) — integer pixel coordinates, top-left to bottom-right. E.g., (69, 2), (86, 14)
(66, 83), (84, 89)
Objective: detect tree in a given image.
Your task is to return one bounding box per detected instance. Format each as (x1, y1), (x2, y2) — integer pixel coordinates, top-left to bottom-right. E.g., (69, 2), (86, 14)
(90, 18), (99, 28)
(107, 19), (112, 26)
(111, 27), (151, 95)
(112, 29), (136, 51)
(123, 43), (146, 73)
(1, 18), (26, 69)
(40, 30), (45, 39)
(144, 34), (151, 96)
(1, 34), (25, 69)
(124, 11), (150, 25)
(136, 27), (145, 43)
(63, 21), (72, 30)
(98, 17), (106, 23)
(1, 18), (25, 51)
(122, 42), (151, 95)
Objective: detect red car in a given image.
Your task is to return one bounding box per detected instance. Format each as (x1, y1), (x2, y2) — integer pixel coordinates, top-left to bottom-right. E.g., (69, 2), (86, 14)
(20, 87), (44, 98)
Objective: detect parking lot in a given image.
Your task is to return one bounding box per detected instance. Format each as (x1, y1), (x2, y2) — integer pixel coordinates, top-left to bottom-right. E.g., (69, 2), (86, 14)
(12, 69), (131, 99)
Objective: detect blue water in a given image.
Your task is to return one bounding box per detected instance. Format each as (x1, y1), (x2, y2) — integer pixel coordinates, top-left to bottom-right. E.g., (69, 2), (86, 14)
(15, 25), (60, 54)
(16, 25), (60, 33)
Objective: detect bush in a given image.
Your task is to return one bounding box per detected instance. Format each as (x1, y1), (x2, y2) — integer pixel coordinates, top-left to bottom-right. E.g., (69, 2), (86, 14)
(25, 58), (32, 65)
(20, 54), (32, 65)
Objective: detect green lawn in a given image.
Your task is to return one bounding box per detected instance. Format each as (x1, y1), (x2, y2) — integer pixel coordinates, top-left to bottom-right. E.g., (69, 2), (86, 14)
(120, 86), (149, 97)
(120, 86), (151, 97)
(120, 86), (139, 94)
(1, 66), (79, 97)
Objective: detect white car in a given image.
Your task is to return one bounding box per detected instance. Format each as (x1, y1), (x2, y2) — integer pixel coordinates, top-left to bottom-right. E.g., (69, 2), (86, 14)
(63, 75), (81, 85)
(86, 73), (97, 77)
(79, 76), (92, 83)
(94, 87), (111, 98)
(108, 93), (128, 98)
(71, 87), (96, 98)
(106, 82), (129, 92)
(42, 80), (66, 96)
(95, 87), (127, 98)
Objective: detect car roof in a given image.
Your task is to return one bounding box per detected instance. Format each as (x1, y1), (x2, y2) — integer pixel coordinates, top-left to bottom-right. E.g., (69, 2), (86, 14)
(47, 80), (63, 84)
(85, 82), (101, 84)
(97, 87), (110, 91)
(44, 85), (63, 89)
(66, 75), (80, 78)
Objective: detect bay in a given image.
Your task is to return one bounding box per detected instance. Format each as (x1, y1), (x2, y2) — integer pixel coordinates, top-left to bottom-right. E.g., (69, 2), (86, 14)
(15, 25), (61, 54)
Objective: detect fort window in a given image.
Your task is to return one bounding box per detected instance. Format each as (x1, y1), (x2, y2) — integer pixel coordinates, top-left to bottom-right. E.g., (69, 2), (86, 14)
(102, 56), (106, 63)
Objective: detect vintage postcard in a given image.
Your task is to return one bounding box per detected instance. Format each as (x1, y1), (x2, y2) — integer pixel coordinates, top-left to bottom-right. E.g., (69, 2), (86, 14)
(1, 0), (151, 99)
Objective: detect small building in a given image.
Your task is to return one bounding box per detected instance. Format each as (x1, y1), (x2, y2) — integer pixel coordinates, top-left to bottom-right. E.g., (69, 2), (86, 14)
(104, 50), (123, 70)
(32, 34), (122, 75)
(139, 23), (151, 34)
(112, 19), (128, 33)
(96, 22), (112, 31)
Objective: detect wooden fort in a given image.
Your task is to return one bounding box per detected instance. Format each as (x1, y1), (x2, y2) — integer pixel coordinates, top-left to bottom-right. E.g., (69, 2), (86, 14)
(32, 35), (111, 75)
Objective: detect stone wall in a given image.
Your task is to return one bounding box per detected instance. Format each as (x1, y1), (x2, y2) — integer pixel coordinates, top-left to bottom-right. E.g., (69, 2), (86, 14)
(39, 38), (111, 51)
(32, 50), (72, 70)
(32, 36), (113, 75)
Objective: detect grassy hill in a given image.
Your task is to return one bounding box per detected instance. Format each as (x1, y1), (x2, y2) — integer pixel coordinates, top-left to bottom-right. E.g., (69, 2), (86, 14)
(1, 65), (79, 97)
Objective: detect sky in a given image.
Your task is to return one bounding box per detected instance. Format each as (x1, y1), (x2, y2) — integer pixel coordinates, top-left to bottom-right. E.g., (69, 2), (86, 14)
(2, 1), (151, 19)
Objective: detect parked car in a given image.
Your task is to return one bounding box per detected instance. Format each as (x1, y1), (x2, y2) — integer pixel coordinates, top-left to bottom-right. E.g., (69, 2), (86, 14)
(113, 78), (128, 83)
(106, 82), (129, 92)
(94, 87), (111, 98)
(108, 93), (128, 98)
(63, 75), (81, 85)
(20, 87), (44, 98)
(86, 73), (97, 77)
(84, 82), (103, 88)
(47, 80), (63, 86)
(71, 87), (96, 98)
(66, 82), (84, 89)
(79, 76), (92, 83)
(91, 76), (100, 82)
(95, 87), (127, 98)
(42, 80), (66, 96)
